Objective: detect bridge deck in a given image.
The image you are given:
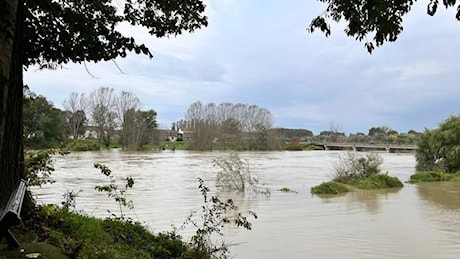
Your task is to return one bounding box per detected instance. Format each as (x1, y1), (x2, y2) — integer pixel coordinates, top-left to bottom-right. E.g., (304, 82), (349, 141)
(311, 142), (417, 151)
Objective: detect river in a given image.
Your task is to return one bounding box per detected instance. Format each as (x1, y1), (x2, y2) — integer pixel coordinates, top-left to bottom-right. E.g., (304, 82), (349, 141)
(31, 149), (460, 258)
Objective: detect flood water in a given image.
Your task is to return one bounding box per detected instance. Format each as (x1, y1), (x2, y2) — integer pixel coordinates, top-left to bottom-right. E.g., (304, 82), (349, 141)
(31, 149), (460, 258)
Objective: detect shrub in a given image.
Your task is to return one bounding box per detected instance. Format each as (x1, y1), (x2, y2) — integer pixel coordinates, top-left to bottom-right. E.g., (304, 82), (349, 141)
(94, 163), (135, 220)
(25, 149), (60, 187)
(182, 178), (258, 259)
(311, 181), (350, 194)
(214, 152), (270, 196)
(279, 187), (297, 193)
(333, 152), (383, 184)
(409, 171), (459, 183)
(287, 137), (303, 151)
(67, 140), (100, 151)
(355, 174), (403, 189)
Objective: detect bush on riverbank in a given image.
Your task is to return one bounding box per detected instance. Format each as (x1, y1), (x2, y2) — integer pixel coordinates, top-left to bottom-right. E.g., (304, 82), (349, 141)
(408, 171), (460, 183)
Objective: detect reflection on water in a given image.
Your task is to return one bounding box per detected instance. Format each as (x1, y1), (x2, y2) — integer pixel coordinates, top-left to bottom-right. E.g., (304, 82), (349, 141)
(31, 149), (460, 258)
(417, 180), (460, 210)
(346, 187), (403, 215)
(415, 180), (460, 254)
(314, 187), (403, 215)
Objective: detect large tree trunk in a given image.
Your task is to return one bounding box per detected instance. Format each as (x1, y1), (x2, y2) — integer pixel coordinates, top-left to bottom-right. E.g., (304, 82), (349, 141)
(0, 0), (26, 206)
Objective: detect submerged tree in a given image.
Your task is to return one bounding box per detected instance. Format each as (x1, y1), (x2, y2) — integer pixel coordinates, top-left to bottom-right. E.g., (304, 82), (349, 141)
(0, 0), (207, 205)
(214, 153), (270, 196)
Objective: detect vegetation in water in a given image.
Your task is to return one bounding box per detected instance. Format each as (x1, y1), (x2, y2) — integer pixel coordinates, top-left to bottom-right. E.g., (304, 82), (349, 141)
(279, 187), (298, 193)
(311, 181), (350, 194)
(214, 152), (270, 196)
(311, 152), (403, 194)
(355, 174), (403, 189)
(332, 152), (383, 184)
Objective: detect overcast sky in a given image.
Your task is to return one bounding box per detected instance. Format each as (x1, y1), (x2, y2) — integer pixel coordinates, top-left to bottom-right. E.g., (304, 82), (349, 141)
(24, 0), (460, 135)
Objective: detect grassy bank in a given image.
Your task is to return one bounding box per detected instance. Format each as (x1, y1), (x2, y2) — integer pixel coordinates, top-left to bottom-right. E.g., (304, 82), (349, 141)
(0, 205), (211, 258)
(408, 171), (460, 183)
(2, 206), (200, 259)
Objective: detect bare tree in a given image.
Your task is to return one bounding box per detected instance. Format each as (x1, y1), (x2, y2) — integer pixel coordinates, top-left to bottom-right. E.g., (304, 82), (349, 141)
(90, 87), (118, 147)
(117, 91), (141, 120)
(185, 101), (215, 150)
(117, 91), (141, 148)
(329, 121), (343, 142)
(184, 101), (277, 150)
(63, 92), (88, 139)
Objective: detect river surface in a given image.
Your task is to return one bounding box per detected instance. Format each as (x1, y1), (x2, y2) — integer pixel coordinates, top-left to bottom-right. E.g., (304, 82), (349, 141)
(31, 149), (460, 258)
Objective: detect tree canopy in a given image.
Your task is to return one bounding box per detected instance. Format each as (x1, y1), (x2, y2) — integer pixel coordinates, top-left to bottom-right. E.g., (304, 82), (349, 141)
(416, 114), (460, 173)
(309, 0), (460, 52)
(0, 0), (208, 205)
(24, 0), (208, 68)
(23, 87), (66, 149)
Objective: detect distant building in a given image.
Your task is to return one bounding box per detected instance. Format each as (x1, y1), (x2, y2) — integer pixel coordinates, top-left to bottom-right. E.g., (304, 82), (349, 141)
(83, 126), (99, 139)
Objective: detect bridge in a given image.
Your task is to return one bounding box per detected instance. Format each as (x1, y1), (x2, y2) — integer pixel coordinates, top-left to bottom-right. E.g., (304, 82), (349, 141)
(310, 142), (417, 153)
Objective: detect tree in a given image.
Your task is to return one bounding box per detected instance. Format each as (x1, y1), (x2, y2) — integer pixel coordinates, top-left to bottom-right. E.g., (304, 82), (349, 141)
(328, 121), (342, 142)
(139, 109), (158, 146)
(184, 101), (277, 150)
(1, 0), (23, 206)
(1, 0), (207, 206)
(416, 115), (460, 173)
(63, 92), (88, 139)
(117, 91), (141, 148)
(120, 108), (157, 149)
(2, 0), (208, 206)
(90, 87), (118, 148)
(7, 2), (208, 210)
(63, 109), (87, 140)
(23, 88), (66, 149)
(309, 0), (460, 53)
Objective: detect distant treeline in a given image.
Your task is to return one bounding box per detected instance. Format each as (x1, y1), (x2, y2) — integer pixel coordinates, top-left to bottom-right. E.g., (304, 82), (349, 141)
(23, 86), (422, 151)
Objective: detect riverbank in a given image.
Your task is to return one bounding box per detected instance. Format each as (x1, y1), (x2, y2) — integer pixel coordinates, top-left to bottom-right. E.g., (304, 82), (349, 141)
(2, 206), (199, 258)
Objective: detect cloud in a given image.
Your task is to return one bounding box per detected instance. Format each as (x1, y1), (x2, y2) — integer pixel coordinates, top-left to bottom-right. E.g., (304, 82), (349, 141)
(24, 0), (460, 134)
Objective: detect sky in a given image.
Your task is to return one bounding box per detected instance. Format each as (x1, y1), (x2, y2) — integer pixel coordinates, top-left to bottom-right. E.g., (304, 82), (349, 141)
(24, 0), (460, 135)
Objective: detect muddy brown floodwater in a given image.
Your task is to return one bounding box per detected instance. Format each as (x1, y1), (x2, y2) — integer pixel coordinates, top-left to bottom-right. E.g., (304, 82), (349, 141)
(31, 149), (460, 258)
